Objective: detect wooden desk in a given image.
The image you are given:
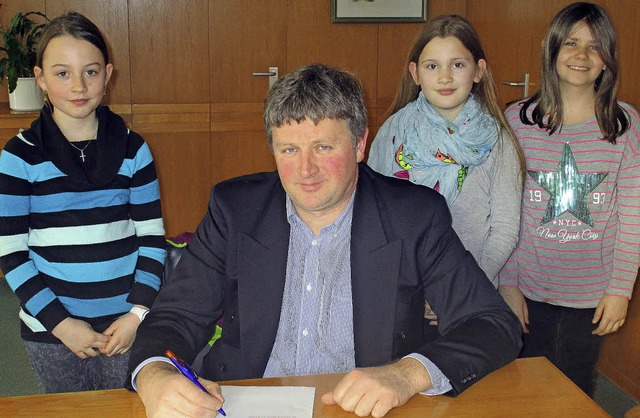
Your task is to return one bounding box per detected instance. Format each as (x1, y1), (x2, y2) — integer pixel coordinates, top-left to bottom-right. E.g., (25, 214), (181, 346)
(0, 358), (608, 417)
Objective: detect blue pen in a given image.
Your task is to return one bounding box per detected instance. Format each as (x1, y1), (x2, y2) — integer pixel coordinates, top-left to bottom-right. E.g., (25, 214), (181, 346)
(166, 349), (226, 416)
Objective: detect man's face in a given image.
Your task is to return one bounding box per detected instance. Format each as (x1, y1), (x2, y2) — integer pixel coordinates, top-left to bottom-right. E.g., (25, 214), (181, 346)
(271, 118), (366, 227)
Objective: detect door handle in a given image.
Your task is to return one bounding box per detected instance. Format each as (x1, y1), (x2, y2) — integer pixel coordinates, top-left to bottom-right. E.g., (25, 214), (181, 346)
(501, 73), (533, 98)
(252, 66), (279, 89)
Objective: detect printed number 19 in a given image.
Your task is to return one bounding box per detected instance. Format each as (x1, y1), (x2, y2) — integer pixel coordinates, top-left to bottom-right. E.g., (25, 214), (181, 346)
(529, 190), (542, 202)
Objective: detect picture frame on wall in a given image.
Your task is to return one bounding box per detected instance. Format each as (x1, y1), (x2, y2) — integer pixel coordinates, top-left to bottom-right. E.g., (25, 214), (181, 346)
(331, 0), (427, 23)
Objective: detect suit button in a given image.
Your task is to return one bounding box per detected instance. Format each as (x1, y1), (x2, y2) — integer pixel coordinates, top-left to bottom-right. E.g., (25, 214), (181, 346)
(218, 363), (225, 372)
(400, 332), (406, 339)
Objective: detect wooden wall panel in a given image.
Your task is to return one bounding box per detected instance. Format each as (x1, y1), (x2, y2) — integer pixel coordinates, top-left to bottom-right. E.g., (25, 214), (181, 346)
(0, 136), (9, 151)
(287, 0), (378, 103)
(209, 0), (287, 103)
(44, 0), (131, 105)
(132, 104), (210, 236)
(427, 0), (467, 16)
(131, 103), (210, 133)
(128, 0), (209, 104)
(377, 23), (425, 104)
(210, 103), (263, 133)
(603, 0), (640, 109)
(376, 23), (425, 123)
(210, 131), (275, 187)
(144, 132), (210, 237)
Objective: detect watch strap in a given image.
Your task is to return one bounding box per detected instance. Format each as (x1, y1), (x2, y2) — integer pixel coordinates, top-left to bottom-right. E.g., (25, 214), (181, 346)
(130, 306), (149, 322)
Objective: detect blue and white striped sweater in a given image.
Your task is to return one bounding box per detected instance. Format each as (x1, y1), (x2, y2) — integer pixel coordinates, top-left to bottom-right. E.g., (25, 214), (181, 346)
(0, 106), (166, 342)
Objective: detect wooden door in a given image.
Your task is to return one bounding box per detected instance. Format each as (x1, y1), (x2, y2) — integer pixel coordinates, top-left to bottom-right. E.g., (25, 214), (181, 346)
(468, 0), (565, 109)
(468, 0), (640, 110)
(208, 0), (286, 186)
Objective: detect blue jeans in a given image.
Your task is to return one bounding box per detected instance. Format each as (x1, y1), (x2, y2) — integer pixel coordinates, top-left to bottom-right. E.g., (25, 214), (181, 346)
(520, 298), (603, 397)
(24, 341), (130, 393)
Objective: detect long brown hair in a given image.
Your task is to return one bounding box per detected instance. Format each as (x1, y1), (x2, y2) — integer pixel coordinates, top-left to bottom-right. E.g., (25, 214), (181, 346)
(388, 15), (520, 163)
(520, 2), (628, 143)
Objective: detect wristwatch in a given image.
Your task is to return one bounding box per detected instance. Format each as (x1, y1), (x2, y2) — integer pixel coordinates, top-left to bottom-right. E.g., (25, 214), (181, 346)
(130, 306), (149, 322)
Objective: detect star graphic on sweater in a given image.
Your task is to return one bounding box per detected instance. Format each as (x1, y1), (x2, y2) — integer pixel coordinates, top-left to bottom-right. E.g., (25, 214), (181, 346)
(528, 143), (607, 227)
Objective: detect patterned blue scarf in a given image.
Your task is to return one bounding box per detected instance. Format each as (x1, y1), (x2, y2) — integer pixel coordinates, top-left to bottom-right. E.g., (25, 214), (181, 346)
(389, 93), (499, 203)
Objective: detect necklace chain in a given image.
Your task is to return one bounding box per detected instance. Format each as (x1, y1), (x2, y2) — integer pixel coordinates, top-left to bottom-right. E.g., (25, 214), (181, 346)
(68, 125), (98, 163)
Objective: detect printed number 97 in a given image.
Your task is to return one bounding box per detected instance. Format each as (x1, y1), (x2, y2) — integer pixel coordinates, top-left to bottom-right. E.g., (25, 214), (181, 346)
(593, 192), (606, 204)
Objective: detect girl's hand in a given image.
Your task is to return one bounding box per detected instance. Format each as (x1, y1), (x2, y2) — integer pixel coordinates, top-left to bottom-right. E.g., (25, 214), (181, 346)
(424, 300), (438, 325)
(100, 312), (141, 356)
(498, 286), (529, 333)
(592, 295), (629, 336)
(51, 318), (108, 358)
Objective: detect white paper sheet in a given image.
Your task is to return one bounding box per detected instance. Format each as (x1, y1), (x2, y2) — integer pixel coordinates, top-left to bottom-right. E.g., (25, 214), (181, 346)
(220, 385), (316, 418)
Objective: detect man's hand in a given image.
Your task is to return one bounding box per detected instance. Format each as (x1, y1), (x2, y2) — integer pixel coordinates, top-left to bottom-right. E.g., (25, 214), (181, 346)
(592, 295), (628, 336)
(499, 286), (529, 333)
(136, 361), (225, 418)
(321, 357), (431, 417)
(100, 312), (141, 356)
(51, 317), (109, 358)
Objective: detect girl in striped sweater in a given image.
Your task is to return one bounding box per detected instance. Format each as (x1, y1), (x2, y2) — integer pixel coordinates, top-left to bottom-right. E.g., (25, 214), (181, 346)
(498, 2), (640, 397)
(0, 13), (165, 393)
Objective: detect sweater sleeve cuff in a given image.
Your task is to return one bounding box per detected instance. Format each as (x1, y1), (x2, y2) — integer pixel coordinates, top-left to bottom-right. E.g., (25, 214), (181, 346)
(35, 298), (70, 332)
(127, 282), (159, 309)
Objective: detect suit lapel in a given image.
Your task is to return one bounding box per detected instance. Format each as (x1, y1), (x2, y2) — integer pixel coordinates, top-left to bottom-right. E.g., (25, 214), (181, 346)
(237, 182), (290, 374)
(351, 166), (402, 366)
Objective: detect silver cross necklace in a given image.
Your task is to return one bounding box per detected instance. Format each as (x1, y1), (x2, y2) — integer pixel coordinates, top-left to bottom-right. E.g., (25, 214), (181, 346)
(68, 125), (98, 163)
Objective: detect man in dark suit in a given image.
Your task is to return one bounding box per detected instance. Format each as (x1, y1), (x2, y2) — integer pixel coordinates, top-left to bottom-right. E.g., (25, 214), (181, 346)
(129, 63), (521, 417)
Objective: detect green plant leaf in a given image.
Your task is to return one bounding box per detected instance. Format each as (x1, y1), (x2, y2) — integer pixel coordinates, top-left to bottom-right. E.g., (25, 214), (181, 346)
(0, 11), (49, 92)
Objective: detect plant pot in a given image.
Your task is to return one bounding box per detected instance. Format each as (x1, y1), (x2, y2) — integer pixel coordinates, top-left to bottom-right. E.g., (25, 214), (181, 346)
(8, 77), (44, 112)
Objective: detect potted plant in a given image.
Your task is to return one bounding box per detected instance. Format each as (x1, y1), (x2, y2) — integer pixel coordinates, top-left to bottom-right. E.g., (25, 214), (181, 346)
(0, 10), (49, 111)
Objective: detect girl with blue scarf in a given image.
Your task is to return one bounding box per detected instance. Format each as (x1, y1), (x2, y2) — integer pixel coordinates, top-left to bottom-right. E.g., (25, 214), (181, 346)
(368, 16), (522, 322)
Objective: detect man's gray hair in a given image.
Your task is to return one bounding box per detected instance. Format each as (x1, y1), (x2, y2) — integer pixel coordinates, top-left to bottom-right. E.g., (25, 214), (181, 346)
(264, 63), (368, 148)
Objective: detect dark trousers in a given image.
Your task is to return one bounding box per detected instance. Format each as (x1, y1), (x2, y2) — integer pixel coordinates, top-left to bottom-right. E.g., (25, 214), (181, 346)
(521, 298), (603, 397)
(24, 341), (130, 393)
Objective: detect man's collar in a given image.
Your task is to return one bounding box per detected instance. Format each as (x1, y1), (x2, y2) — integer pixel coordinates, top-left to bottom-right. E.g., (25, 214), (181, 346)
(285, 191), (356, 232)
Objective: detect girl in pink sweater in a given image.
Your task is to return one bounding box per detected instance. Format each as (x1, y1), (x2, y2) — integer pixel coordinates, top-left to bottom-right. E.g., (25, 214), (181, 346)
(499, 2), (640, 397)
